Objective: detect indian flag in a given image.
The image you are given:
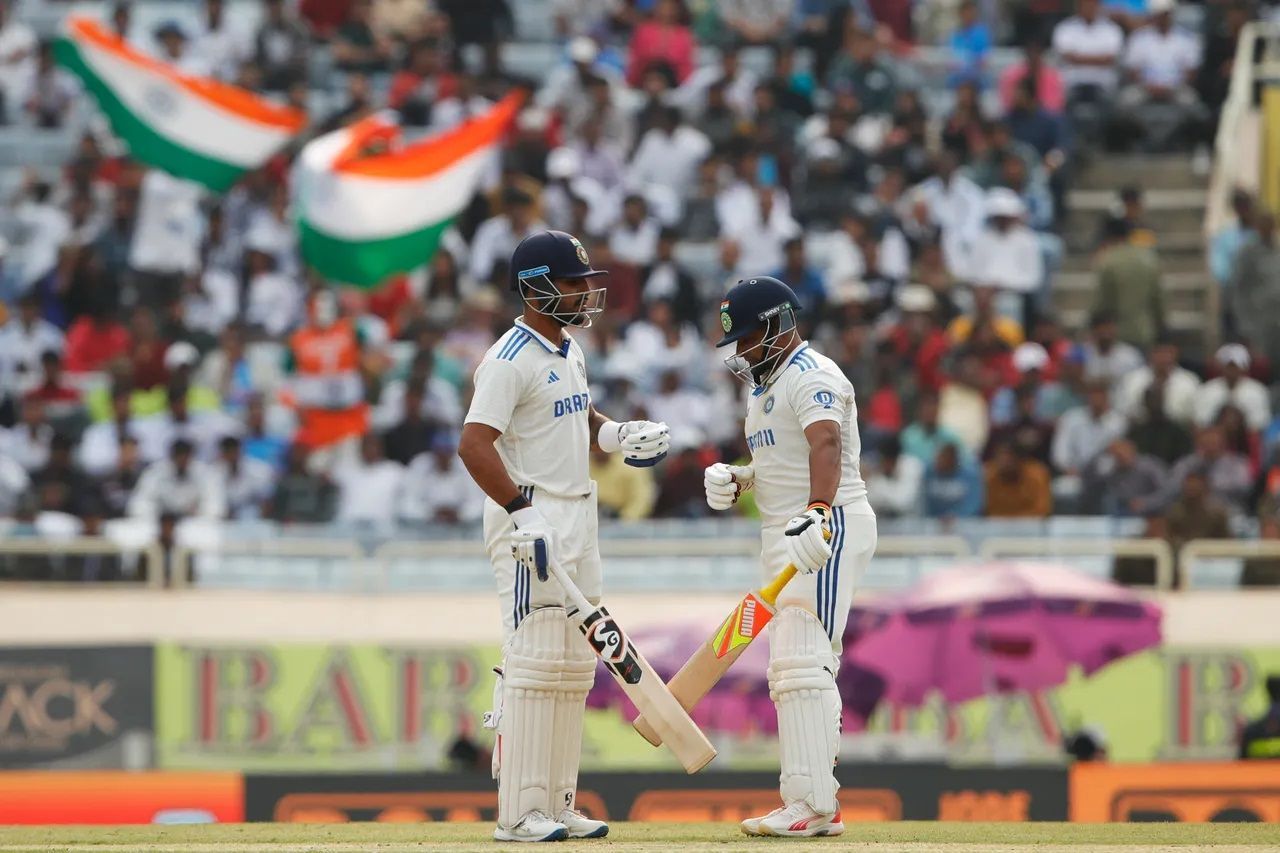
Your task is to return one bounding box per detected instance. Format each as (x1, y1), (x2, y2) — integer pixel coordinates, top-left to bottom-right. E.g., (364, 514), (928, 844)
(54, 16), (306, 193)
(294, 93), (523, 289)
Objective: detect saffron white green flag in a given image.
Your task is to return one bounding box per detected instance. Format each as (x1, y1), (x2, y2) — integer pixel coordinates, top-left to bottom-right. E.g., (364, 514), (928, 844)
(54, 16), (306, 193)
(294, 93), (523, 289)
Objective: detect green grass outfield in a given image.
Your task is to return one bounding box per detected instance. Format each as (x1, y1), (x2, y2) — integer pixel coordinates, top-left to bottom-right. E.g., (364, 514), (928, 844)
(0, 823), (1278, 853)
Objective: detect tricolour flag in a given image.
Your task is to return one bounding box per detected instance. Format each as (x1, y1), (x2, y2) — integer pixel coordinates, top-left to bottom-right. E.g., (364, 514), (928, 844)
(294, 93), (523, 289)
(54, 16), (306, 193)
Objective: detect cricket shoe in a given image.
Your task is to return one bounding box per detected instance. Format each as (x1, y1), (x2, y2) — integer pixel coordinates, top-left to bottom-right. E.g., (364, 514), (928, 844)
(749, 801), (844, 838)
(556, 808), (609, 839)
(493, 810), (568, 842)
(740, 807), (786, 836)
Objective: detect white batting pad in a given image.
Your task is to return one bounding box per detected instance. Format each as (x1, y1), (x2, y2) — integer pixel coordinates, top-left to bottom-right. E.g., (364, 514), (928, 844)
(768, 606), (842, 814)
(550, 615), (596, 813)
(498, 606), (564, 827)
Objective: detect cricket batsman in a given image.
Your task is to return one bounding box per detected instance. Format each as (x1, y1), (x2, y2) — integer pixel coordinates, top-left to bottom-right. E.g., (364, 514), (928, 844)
(458, 230), (671, 842)
(704, 276), (877, 838)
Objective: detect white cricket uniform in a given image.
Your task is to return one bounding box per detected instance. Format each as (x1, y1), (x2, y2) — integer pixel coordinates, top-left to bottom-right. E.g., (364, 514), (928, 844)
(745, 342), (877, 652)
(464, 318), (602, 641)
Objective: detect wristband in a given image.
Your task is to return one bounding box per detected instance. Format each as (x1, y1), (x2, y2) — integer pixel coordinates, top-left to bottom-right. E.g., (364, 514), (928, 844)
(806, 501), (832, 518)
(503, 494), (531, 514)
(597, 421), (623, 454)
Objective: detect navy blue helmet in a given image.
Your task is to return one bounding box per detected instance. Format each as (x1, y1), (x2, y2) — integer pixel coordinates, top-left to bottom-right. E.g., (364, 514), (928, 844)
(716, 276), (801, 347)
(509, 230), (608, 327)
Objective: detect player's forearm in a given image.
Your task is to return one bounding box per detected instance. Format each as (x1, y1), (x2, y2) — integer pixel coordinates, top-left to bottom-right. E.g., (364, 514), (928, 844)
(458, 425), (525, 509)
(805, 428), (842, 508)
(588, 406), (613, 452)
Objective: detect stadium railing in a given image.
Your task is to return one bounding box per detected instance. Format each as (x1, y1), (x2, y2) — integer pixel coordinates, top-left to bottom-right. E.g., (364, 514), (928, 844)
(0, 535), (164, 588)
(1179, 538), (1280, 589)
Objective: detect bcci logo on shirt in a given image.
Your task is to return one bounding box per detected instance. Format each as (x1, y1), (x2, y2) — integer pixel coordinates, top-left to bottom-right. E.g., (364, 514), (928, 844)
(763, 395), (775, 414)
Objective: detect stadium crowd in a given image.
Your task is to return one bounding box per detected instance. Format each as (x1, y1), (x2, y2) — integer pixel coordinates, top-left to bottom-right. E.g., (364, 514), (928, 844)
(0, 0), (1277, 585)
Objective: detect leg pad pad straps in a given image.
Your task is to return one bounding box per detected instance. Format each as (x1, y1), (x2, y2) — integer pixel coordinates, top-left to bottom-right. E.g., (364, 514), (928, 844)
(498, 606), (564, 827)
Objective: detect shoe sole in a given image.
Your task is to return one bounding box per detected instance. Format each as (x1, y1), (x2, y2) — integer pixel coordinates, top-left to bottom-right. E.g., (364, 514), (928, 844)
(492, 827), (569, 842)
(758, 823), (846, 838)
(568, 825), (609, 839)
(740, 822), (765, 837)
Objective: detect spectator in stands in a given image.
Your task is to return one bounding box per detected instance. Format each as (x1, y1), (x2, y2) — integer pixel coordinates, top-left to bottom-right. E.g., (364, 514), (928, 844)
(882, 285), (949, 395)
(388, 38), (455, 126)
(25, 351), (82, 428)
(627, 0), (695, 87)
(213, 435), (273, 520)
(469, 188), (545, 287)
(333, 433), (404, 532)
(23, 41), (77, 129)
(720, 0), (792, 45)
(1005, 80), (1070, 222)
(1117, 338), (1200, 426)
(30, 432), (95, 518)
(97, 435), (142, 518)
(1195, 344), (1270, 431)
(128, 438), (225, 520)
(722, 186), (801, 279)
(985, 440), (1053, 517)
(947, 285), (1024, 351)
(963, 189), (1044, 326)
(1164, 468), (1232, 576)
(1210, 188), (1256, 314)
(999, 37), (1066, 115)
(923, 442), (984, 520)
(400, 432), (484, 525)
(0, 447), (25, 516)
(267, 444), (336, 524)
(991, 342), (1070, 426)
(1164, 425), (1253, 515)
(255, 0), (310, 92)
(189, 0), (249, 81)
(382, 381), (438, 465)
(610, 194), (661, 267)
(653, 434), (711, 518)
(647, 368), (713, 442)
(939, 353), (992, 458)
(1091, 216), (1163, 351)
(827, 26), (897, 115)
(0, 0), (34, 123)
(986, 384), (1056, 466)
(1081, 310), (1143, 393)
(1230, 211), (1280, 371)
(0, 292), (63, 424)
(591, 444), (658, 521)
(1052, 0), (1125, 110)
(1126, 384), (1193, 467)
(866, 435), (924, 518)
(1117, 0), (1204, 150)
(902, 389), (966, 465)
(1052, 378), (1127, 472)
(629, 106), (713, 200)
(3, 396), (50, 472)
(947, 0), (993, 86)
(332, 0), (395, 73)
(639, 229), (701, 326)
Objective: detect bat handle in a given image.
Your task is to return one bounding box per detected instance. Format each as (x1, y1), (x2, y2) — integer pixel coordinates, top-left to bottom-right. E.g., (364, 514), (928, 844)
(760, 564), (798, 606)
(545, 557), (595, 619)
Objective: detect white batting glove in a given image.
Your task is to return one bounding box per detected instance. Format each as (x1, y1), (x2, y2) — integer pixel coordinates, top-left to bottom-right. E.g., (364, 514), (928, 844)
(599, 420), (670, 467)
(704, 462), (755, 511)
(784, 504), (832, 574)
(510, 506), (556, 581)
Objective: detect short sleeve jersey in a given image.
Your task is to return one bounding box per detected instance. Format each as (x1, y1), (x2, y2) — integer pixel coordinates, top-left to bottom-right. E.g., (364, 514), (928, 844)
(744, 342), (869, 525)
(464, 318), (592, 498)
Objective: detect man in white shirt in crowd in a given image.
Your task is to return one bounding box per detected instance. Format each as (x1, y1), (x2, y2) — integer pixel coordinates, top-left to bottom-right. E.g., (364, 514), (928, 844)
(1116, 338), (1201, 425)
(0, 0), (36, 123)
(608, 194), (660, 266)
(959, 189), (1044, 326)
(244, 238), (302, 339)
(1, 396), (50, 472)
(333, 433), (405, 533)
(865, 435), (924, 518)
(1052, 378), (1128, 479)
(152, 21), (211, 77)
(11, 178), (69, 293)
(128, 438), (226, 519)
(1118, 0), (1204, 145)
(536, 36), (624, 115)
(469, 188), (547, 287)
(0, 291), (62, 413)
(1081, 310), (1144, 394)
(213, 435), (275, 519)
(400, 432), (485, 525)
(1052, 0), (1126, 103)
(723, 186), (801, 278)
(646, 368), (714, 444)
(188, 0), (249, 80)
(1195, 344), (1271, 431)
(912, 149), (986, 249)
(627, 106), (712, 199)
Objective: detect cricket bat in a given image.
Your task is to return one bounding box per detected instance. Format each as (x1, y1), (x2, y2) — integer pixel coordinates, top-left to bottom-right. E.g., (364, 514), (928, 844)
(633, 562), (799, 747)
(545, 557), (716, 774)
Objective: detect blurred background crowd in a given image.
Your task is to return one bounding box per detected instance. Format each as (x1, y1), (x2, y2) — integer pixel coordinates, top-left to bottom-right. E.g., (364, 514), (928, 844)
(0, 0), (1277, 585)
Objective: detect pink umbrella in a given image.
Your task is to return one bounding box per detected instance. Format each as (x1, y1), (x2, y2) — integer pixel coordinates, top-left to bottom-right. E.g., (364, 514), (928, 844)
(843, 561), (1162, 708)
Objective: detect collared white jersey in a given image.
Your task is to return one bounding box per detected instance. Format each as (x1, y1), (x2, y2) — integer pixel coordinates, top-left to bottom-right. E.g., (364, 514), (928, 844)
(744, 342), (871, 525)
(464, 318), (592, 498)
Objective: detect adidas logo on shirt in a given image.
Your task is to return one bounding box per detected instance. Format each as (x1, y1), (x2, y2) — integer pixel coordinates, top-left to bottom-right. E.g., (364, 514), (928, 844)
(548, 371), (560, 384)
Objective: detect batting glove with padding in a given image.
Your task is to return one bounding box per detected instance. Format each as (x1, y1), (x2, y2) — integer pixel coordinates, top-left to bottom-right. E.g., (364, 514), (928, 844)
(704, 462), (755, 510)
(599, 420), (670, 467)
(510, 506), (556, 581)
(784, 503), (832, 574)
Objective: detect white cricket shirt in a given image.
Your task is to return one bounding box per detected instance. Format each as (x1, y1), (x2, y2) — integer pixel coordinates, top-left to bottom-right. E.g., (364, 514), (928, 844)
(464, 318), (593, 498)
(743, 342), (871, 526)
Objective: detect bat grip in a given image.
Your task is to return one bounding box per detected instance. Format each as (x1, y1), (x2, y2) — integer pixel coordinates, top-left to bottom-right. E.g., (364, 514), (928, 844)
(759, 564), (798, 606)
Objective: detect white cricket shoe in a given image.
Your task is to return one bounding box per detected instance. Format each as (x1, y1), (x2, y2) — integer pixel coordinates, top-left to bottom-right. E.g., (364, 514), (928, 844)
(748, 801), (844, 838)
(493, 810), (568, 843)
(740, 806), (787, 836)
(556, 808), (609, 839)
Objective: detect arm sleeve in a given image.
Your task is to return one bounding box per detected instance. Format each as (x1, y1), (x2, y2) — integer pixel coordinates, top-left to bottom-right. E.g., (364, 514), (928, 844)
(463, 359), (525, 433)
(786, 369), (850, 430)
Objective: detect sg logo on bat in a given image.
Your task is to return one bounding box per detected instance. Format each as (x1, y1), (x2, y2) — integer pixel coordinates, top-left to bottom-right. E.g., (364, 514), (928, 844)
(580, 607), (642, 684)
